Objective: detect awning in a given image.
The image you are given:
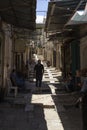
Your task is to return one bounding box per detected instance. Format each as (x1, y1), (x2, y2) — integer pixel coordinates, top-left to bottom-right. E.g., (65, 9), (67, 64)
(67, 5), (87, 26)
(47, 30), (79, 42)
(0, 0), (36, 30)
(45, 0), (86, 33)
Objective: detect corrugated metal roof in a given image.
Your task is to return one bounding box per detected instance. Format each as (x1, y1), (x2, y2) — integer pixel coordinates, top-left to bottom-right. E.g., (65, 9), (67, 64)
(0, 0), (36, 30)
(67, 9), (87, 26)
(45, 0), (86, 32)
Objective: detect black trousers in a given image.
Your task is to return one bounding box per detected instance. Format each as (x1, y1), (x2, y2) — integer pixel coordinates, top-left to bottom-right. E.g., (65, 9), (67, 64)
(36, 75), (42, 87)
(36, 79), (42, 87)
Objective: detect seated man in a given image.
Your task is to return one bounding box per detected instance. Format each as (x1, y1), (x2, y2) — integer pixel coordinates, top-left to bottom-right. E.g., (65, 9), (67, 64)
(10, 69), (25, 90)
(74, 70), (82, 91)
(80, 72), (87, 93)
(65, 72), (75, 92)
(10, 69), (17, 86)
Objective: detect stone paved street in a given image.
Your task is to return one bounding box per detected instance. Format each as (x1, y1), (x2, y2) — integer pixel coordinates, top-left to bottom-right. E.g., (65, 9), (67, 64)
(0, 66), (83, 130)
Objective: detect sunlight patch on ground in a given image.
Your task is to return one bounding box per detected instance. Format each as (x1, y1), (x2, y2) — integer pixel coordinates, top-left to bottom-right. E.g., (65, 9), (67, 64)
(44, 109), (64, 130)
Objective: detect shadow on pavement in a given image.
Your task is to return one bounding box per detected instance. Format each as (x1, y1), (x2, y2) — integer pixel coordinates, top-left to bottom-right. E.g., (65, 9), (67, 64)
(52, 94), (83, 130)
(0, 102), (48, 130)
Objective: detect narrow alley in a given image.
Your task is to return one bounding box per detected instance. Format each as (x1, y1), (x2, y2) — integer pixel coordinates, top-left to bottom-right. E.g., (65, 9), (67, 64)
(0, 1), (87, 130)
(0, 60), (82, 130)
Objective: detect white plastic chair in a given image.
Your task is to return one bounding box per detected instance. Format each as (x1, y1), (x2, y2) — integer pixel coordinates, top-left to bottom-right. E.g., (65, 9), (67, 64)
(7, 78), (18, 97)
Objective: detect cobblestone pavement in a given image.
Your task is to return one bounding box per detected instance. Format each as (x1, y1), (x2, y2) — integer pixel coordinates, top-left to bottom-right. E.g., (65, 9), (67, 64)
(0, 66), (83, 130)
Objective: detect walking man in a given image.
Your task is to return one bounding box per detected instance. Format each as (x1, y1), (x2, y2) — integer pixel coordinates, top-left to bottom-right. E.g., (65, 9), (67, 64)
(34, 60), (44, 90)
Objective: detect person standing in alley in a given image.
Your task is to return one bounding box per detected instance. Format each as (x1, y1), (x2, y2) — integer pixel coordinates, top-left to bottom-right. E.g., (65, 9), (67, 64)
(34, 59), (44, 90)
